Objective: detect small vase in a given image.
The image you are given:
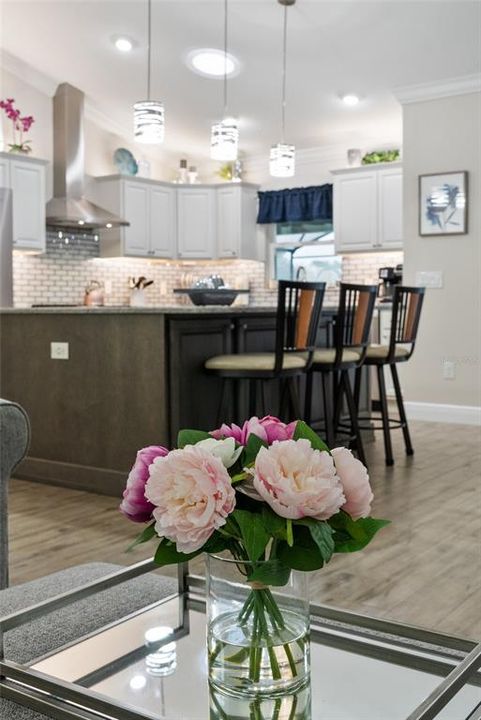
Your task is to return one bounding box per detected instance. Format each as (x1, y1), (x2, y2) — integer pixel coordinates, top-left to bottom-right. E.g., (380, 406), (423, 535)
(8, 144), (31, 155)
(206, 553), (310, 698)
(130, 288), (147, 307)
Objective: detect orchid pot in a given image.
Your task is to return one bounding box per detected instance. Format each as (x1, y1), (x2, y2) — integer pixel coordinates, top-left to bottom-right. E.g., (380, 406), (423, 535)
(207, 553), (310, 698)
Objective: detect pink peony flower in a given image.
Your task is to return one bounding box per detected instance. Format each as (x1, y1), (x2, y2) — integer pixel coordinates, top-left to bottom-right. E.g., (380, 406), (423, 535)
(332, 447), (373, 520)
(251, 439), (345, 520)
(145, 445), (236, 553)
(120, 445), (168, 522)
(211, 416), (297, 446)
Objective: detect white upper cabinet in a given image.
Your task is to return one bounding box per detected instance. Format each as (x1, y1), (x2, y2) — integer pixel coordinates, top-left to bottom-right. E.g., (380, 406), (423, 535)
(91, 176), (177, 258)
(90, 177), (259, 260)
(0, 152), (47, 253)
(377, 167), (403, 249)
(217, 184), (259, 260)
(149, 185), (177, 257)
(177, 187), (216, 259)
(332, 163), (402, 253)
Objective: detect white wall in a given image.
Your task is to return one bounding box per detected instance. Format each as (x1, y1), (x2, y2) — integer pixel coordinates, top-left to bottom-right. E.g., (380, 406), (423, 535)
(402, 91), (481, 412)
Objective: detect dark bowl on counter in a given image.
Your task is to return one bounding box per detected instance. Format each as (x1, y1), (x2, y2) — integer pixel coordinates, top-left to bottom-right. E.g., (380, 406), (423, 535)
(173, 288), (249, 306)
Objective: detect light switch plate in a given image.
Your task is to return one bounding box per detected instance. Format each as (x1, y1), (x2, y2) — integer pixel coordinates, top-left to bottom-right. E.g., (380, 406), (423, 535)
(51, 342), (69, 360)
(443, 360), (456, 380)
(415, 271), (443, 288)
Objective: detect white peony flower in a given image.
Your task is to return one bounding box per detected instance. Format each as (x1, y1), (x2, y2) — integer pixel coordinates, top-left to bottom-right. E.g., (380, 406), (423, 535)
(194, 437), (243, 469)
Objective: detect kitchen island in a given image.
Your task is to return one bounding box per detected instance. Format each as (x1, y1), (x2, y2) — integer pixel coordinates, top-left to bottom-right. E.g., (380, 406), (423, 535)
(0, 307), (370, 496)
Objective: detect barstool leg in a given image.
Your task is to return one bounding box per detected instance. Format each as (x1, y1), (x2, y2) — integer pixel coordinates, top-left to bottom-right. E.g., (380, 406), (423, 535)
(217, 378), (229, 425)
(390, 363), (414, 456)
(288, 377), (302, 421)
(342, 370), (367, 467)
(304, 371), (313, 424)
(332, 371), (343, 437)
(321, 372), (335, 448)
(354, 367), (362, 412)
(260, 379), (268, 417)
(278, 379), (288, 421)
(248, 379), (257, 417)
(377, 365), (394, 466)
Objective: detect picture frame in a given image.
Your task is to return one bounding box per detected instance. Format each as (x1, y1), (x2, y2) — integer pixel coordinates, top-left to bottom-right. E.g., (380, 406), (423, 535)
(419, 171), (468, 236)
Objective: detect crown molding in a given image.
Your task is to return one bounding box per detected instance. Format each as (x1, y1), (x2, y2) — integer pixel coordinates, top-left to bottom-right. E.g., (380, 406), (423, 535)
(395, 74), (481, 105)
(0, 49), (57, 97)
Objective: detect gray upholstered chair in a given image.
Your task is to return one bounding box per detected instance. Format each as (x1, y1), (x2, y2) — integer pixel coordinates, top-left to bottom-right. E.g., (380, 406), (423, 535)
(0, 398), (176, 719)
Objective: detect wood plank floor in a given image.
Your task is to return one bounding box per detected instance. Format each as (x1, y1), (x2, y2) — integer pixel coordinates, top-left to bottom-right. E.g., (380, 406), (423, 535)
(8, 420), (481, 641)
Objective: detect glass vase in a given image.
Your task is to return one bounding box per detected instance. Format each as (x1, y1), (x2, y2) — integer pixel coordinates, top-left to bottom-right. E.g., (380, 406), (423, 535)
(206, 553), (310, 698)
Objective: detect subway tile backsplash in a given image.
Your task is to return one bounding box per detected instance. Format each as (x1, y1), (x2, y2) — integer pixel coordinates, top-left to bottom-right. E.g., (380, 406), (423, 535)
(13, 233), (403, 308)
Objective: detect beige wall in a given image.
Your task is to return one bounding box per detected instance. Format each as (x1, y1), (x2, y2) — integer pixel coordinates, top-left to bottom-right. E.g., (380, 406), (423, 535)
(402, 91), (481, 408)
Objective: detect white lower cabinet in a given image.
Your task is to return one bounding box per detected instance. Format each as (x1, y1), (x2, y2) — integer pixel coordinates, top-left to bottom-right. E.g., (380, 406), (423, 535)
(0, 152), (47, 252)
(332, 163), (402, 253)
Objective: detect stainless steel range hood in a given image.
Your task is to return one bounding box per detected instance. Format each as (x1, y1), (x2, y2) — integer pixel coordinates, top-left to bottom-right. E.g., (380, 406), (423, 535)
(46, 83), (128, 230)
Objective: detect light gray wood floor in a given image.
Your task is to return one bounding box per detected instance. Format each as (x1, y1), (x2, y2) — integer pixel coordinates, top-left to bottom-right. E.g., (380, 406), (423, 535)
(9, 420), (481, 641)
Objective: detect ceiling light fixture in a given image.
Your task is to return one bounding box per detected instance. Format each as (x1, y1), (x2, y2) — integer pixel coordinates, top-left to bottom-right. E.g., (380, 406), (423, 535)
(270, 0), (296, 178)
(113, 36), (134, 53)
(134, 0), (165, 144)
(342, 94), (360, 106)
(188, 48), (237, 78)
(210, 0), (239, 161)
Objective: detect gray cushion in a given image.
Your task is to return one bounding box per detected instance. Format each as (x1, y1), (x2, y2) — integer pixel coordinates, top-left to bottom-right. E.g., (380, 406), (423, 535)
(205, 352), (307, 371)
(0, 562), (176, 719)
(1, 562), (176, 664)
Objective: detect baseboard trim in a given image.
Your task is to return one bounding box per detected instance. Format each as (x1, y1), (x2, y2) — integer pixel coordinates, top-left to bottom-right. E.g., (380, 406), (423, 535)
(404, 402), (481, 426)
(14, 456), (127, 496)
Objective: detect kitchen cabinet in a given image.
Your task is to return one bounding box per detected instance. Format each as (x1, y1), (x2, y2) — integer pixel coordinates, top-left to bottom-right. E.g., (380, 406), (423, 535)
(217, 184), (259, 260)
(90, 177), (259, 260)
(91, 176), (177, 258)
(176, 186), (216, 259)
(332, 163), (402, 253)
(0, 152), (47, 252)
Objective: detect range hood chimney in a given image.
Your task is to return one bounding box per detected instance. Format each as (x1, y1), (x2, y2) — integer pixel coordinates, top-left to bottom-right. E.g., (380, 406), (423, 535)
(46, 83), (128, 230)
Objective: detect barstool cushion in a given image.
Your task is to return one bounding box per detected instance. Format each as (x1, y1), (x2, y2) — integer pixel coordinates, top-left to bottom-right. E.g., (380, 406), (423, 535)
(366, 344), (410, 360)
(312, 348), (361, 365)
(205, 352), (307, 372)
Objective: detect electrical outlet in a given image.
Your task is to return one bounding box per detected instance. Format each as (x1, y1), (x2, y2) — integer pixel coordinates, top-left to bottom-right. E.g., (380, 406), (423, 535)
(415, 271), (443, 288)
(443, 360), (456, 380)
(50, 342), (69, 360)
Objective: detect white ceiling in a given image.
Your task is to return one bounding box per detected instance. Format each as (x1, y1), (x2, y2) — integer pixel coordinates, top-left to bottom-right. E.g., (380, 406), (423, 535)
(1, 1), (480, 158)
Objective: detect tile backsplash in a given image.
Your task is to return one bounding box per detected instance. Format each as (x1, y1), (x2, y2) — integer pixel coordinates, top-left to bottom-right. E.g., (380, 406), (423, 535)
(12, 233), (403, 308)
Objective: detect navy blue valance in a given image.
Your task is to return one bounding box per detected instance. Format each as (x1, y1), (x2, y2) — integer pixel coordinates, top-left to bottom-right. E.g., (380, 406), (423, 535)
(257, 184), (333, 224)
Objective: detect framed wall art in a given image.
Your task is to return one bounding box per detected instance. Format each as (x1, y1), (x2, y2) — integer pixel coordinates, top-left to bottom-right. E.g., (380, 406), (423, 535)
(419, 171), (468, 236)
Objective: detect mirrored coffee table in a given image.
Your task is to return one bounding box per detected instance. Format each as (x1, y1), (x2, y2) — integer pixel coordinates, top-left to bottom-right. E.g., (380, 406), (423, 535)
(1, 560), (480, 719)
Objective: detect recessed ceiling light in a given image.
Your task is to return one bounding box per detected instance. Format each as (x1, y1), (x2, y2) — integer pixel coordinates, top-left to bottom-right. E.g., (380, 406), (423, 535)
(341, 94), (360, 106)
(186, 48), (239, 78)
(113, 36), (134, 53)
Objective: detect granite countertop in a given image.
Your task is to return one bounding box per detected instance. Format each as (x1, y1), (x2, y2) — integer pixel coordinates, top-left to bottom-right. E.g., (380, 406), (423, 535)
(0, 304), (340, 315)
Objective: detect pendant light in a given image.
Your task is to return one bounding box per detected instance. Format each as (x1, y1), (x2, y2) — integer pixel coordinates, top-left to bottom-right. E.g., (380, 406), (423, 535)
(210, 0), (239, 161)
(134, 0), (165, 143)
(270, 0), (295, 177)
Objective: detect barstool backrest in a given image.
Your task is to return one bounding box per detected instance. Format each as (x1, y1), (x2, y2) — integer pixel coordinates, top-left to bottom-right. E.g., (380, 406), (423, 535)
(388, 286), (425, 361)
(275, 280), (326, 373)
(334, 283), (377, 364)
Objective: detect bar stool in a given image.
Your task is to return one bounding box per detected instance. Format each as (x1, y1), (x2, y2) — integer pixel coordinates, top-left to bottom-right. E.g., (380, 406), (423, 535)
(205, 280), (326, 423)
(305, 283), (377, 466)
(356, 286), (425, 466)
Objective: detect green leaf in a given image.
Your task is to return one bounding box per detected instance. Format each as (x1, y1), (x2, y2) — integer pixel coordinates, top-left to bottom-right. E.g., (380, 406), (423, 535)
(247, 559), (291, 587)
(286, 519), (294, 547)
(242, 433), (267, 466)
(261, 506), (287, 541)
(177, 429), (211, 448)
(329, 512), (391, 553)
(126, 522), (157, 552)
(233, 509), (270, 562)
(296, 518), (335, 563)
(292, 420), (330, 453)
(154, 539), (203, 566)
(277, 527), (325, 571)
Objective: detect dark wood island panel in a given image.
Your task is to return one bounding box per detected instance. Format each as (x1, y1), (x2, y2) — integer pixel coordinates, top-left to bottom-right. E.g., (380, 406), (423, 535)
(0, 308), (370, 496)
